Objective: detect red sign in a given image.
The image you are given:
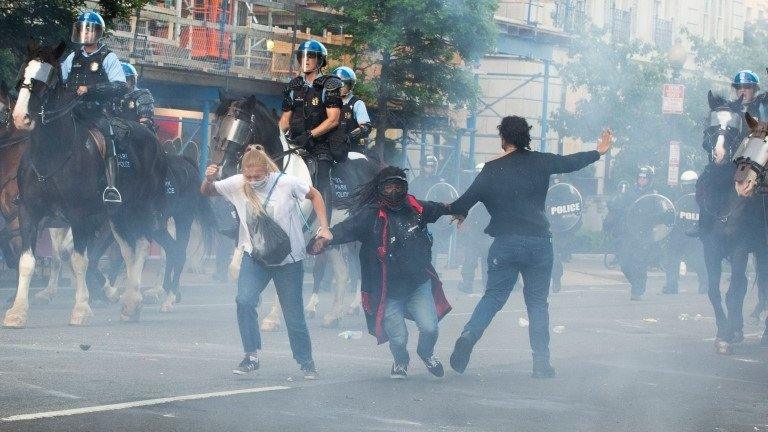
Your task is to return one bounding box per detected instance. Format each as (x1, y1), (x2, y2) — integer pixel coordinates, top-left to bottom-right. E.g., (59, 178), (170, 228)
(662, 84), (685, 114)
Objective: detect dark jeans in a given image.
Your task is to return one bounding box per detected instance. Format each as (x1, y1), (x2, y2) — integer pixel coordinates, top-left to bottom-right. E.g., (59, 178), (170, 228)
(236, 254), (313, 365)
(463, 234), (554, 360)
(382, 282), (439, 365)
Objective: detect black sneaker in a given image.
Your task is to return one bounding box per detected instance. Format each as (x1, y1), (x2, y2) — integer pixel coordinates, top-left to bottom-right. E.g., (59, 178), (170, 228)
(531, 359), (556, 379)
(301, 361), (319, 380)
(233, 354), (259, 375)
(421, 356), (444, 377)
(450, 332), (475, 374)
(390, 363), (408, 379)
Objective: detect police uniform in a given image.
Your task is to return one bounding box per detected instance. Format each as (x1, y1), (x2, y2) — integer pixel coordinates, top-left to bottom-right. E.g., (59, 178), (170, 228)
(340, 93), (372, 153)
(282, 74), (344, 212)
(116, 88), (156, 133)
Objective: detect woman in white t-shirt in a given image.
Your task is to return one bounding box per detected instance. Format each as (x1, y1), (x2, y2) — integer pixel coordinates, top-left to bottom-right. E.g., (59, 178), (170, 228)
(202, 145), (332, 378)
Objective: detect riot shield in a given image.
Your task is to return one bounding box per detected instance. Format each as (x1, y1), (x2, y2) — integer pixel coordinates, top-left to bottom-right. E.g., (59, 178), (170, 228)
(546, 182), (583, 233)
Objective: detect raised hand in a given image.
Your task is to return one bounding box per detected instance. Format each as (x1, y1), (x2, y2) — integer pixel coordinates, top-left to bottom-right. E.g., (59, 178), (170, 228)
(597, 128), (614, 155)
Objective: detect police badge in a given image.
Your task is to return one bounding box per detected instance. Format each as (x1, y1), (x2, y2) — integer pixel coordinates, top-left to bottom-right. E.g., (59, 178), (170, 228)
(311, 97), (319, 106)
(90, 62), (99, 72)
(128, 100), (136, 109)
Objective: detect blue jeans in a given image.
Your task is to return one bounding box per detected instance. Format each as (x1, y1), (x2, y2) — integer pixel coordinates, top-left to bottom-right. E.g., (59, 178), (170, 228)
(463, 234), (554, 360)
(236, 254), (313, 365)
(382, 282), (439, 365)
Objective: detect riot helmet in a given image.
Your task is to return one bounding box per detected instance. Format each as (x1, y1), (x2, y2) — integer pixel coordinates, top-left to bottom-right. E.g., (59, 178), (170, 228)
(72, 11), (105, 45)
(296, 39), (328, 74)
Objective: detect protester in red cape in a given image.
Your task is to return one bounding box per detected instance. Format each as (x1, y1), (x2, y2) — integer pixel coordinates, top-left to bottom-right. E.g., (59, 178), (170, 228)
(447, 116), (613, 379)
(310, 166), (454, 379)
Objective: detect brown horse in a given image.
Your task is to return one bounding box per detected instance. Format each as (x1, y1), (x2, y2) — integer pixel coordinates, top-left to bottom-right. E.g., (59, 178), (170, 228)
(0, 82), (27, 269)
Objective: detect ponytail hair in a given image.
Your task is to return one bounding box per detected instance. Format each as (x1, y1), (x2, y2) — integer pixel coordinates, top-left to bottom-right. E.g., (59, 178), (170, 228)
(241, 145), (280, 215)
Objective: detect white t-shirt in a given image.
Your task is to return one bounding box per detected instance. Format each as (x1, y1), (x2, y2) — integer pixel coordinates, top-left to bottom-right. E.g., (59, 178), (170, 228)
(215, 172), (310, 265)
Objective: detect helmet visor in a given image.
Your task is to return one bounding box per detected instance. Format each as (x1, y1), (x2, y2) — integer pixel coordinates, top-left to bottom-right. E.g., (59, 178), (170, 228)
(297, 48), (320, 73)
(71, 21), (103, 44)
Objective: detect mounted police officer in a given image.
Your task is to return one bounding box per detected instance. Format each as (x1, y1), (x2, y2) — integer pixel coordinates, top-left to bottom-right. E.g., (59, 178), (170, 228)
(332, 66), (372, 156)
(116, 62), (156, 134)
(61, 11), (127, 204)
(279, 39), (344, 218)
(732, 70), (768, 134)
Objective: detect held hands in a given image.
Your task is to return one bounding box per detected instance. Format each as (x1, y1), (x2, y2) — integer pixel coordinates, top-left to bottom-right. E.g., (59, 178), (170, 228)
(204, 164), (219, 182)
(308, 236), (331, 255)
(597, 128), (614, 155)
(450, 214), (466, 229)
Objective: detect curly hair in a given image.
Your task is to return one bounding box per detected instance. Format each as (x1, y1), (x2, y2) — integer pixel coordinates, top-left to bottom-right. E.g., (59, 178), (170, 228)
(498, 116), (532, 150)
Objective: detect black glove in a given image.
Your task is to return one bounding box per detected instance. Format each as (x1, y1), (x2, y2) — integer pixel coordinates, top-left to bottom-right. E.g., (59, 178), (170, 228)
(293, 131), (313, 149)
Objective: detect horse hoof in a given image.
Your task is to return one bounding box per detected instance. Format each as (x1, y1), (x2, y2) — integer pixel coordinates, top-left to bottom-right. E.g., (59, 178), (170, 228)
(120, 306), (142, 322)
(260, 319), (281, 332)
(3, 310), (27, 328)
(322, 316), (340, 328)
(33, 290), (54, 303)
(715, 339), (732, 355)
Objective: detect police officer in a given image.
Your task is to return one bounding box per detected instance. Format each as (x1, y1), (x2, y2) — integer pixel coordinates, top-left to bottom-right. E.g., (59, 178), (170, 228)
(606, 166), (660, 300)
(548, 176), (583, 294)
(332, 66), (372, 155)
(410, 155), (442, 199)
(732, 70), (768, 132)
(61, 11), (127, 204)
(663, 170), (708, 294)
(279, 39), (343, 218)
(116, 62), (156, 134)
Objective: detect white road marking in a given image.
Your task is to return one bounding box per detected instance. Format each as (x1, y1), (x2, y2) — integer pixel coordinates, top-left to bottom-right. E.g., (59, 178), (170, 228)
(2, 386), (290, 422)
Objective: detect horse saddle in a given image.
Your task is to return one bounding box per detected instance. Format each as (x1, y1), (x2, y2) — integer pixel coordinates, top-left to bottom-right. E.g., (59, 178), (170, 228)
(86, 129), (107, 160)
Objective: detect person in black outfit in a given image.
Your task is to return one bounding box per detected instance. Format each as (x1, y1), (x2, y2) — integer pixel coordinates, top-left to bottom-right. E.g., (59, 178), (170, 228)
(447, 116), (613, 378)
(309, 166), (454, 379)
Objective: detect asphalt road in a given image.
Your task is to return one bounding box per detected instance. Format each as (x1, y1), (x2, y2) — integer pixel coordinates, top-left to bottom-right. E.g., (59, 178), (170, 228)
(0, 255), (766, 432)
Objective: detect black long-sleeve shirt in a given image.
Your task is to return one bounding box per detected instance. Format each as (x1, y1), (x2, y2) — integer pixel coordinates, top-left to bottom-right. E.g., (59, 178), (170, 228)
(450, 149), (601, 238)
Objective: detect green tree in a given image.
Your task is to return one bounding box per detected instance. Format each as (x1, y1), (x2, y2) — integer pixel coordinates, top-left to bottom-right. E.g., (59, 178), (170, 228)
(306, 0), (497, 161)
(551, 28), (715, 193)
(0, 0), (148, 84)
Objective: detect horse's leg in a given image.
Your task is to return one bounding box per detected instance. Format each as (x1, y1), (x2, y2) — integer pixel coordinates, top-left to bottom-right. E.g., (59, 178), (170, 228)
(85, 227), (118, 304)
(260, 295), (283, 332)
(161, 216), (192, 313)
(750, 249), (768, 323)
(323, 246), (347, 328)
(69, 227), (94, 326)
(35, 228), (66, 302)
(703, 241), (727, 341)
(3, 207), (39, 328)
(725, 247), (749, 345)
(112, 227), (145, 321)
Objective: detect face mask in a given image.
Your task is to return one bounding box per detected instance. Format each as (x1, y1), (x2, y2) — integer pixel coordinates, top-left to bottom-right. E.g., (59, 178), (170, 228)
(378, 180), (407, 207)
(249, 178), (268, 190)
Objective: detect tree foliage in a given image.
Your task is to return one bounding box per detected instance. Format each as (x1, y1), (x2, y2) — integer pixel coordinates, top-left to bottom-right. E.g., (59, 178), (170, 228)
(550, 27), (727, 191)
(305, 0), (497, 160)
(0, 0), (148, 84)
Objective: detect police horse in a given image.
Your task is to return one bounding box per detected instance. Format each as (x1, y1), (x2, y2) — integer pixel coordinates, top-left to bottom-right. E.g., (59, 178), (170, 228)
(733, 111), (768, 347)
(0, 81), (78, 305)
(212, 94), (378, 330)
(4, 41), (166, 327)
(697, 92), (768, 352)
